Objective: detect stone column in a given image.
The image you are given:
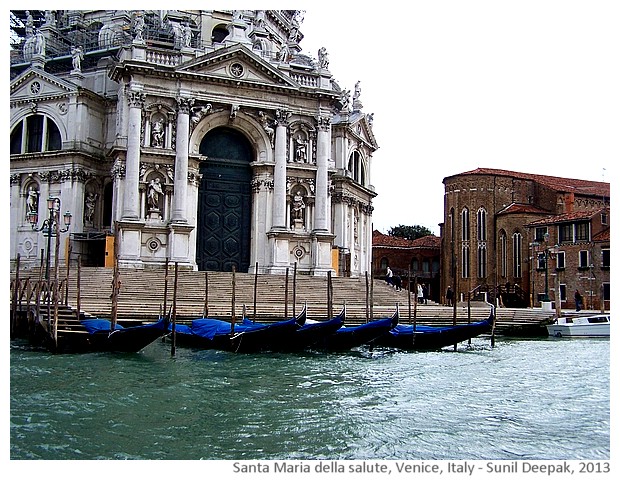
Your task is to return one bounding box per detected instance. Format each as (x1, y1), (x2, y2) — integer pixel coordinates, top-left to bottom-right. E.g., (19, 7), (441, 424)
(122, 88), (145, 220)
(314, 115), (331, 232)
(171, 97), (193, 223)
(272, 109), (290, 229)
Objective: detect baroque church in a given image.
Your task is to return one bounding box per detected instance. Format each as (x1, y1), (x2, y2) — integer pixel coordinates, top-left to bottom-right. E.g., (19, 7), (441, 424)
(9, 10), (378, 276)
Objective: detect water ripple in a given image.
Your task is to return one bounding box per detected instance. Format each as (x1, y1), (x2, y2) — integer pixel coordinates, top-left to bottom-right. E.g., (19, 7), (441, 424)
(10, 336), (609, 460)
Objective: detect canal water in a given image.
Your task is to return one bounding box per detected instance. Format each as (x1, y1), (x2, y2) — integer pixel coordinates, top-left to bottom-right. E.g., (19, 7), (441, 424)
(10, 336), (609, 465)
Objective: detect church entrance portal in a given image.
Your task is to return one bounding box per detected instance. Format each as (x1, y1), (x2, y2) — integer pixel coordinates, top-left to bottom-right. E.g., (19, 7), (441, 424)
(196, 128), (253, 272)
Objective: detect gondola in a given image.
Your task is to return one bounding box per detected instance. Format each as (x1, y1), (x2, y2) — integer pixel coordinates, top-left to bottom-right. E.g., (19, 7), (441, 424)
(171, 306), (307, 353)
(314, 308), (400, 352)
(372, 308), (494, 351)
(51, 317), (170, 354)
(239, 307), (346, 353)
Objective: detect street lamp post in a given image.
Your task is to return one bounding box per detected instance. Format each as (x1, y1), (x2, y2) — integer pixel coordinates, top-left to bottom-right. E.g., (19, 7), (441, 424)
(540, 232), (558, 303)
(27, 197), (72, 280)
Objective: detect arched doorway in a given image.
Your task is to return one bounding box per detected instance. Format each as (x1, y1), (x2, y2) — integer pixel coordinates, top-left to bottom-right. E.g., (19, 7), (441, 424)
(197, 127), (253, 272)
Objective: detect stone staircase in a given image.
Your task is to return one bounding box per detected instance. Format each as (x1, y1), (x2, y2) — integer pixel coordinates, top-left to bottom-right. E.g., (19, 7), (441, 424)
(15, 266), (556, 334)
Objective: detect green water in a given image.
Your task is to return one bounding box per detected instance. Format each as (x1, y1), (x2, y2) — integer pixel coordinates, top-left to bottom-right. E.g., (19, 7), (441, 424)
(10, 337), (609, 461)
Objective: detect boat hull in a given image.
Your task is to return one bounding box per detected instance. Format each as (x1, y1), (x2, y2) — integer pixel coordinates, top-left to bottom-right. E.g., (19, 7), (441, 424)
(546, 314), (610, 338)
(49, 318), (169, 354)
(316, 311), (399, 352)
(373, 318), (492, 351)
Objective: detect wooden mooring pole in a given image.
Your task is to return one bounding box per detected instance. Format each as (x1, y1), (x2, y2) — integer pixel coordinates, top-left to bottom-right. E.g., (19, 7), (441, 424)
(253, 262), (258, 322)
(163, 258), (169, 318)
(76, 256), (81, 321)
(293, 262), (297, 317)
(204, 270), (209, 318)
(11, 254), (20, 339)
(327, 270), (333, 320)
(284, 267), (289, 318)
(365, 271), (370, 323)
(230, 266), (237, 334)
(170, 262), (178, 357)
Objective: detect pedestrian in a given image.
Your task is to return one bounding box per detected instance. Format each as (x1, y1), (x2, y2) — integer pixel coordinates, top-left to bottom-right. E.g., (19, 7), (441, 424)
(385, 266), (393, 287)
(417, 283), (424, 304)
(422, 284), (428, 304)
(393, 274), (402, 291)
(446, 286), (453, 306)
(574, 290), (583, 312)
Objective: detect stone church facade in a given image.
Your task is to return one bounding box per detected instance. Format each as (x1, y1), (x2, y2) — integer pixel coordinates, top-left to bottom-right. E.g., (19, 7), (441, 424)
(10, 10), (378, 276)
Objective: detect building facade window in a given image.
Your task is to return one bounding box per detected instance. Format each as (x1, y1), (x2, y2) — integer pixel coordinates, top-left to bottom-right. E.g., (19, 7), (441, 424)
(559, 283), (567, 302)
(500, 232), (507, 278)
(461, 244), (470, 278)
(10, 114), (62, 154)
(513, 232), (522, 278)
(477, 244), (487, 278)
(556, 250), (566, 270)
(575, 222), (590, 242)
(347, 151), (366, 186)
(603, 283), (610, 301)
(477, 208), (487, 241)
(602, 248), (610, 268)
(534, 226), (548, 242)
(461, 208), (470, 241)
(578, 250), (590, 269)
(559, 223), (573, 243)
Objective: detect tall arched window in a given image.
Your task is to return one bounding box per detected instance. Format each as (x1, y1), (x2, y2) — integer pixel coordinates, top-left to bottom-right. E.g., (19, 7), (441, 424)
(512, 232), (522, 278)
(461, 208), (470, 241)
(347, 151), (366, 186)
(477, 244), (487, 278)
(477, 208), (487, 241)
(461, 207), (470, 278)
(499, 231), (507, 278)
(477, 208), (487, 278)
(11, 114), (62, 154)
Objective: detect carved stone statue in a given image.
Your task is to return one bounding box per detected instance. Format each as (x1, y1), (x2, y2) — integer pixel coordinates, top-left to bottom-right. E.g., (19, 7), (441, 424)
(71, 46), (83, 72)
(294, 134), (308, 162)
(26, 186), (39, 215)
(148, 178), (163, 211)
(292, 191), (305, 221)
(151, 119), (165, 147)
(259, 111), (274, 146)
(85, 192), (98, 223)
(318, 47), (329, 69)
(134, 13), (145, 42)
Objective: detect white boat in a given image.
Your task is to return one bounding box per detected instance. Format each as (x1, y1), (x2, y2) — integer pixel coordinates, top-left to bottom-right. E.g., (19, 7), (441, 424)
(547, 314), (610, 337)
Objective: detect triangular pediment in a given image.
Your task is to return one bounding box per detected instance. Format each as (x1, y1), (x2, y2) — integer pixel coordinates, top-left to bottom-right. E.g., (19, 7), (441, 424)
(176, 44), (300, 90)
(348, 112), (379, 151)
(10, 67), (78, 103)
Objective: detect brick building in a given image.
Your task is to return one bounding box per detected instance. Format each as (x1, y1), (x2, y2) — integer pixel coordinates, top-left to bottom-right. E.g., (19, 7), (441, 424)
(372, 230), (441, 301)
(440, 168), (610, 310)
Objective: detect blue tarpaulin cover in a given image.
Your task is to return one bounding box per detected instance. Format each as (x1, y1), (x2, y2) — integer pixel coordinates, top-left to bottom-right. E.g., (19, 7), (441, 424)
(80, 319), (124, 334)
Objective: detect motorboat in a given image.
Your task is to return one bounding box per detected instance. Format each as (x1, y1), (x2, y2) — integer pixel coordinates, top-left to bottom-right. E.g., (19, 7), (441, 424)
(546, 314), (610, 337)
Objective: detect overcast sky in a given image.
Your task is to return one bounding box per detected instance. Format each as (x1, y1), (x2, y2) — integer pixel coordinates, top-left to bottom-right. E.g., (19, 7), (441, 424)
(300, 0), (617, 235)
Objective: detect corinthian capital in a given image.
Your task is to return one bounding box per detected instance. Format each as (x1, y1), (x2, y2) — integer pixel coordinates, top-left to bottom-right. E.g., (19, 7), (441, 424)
(316, 115), (331, 132)
(176, 97), (195, 114)
(126, 89), (146, 108)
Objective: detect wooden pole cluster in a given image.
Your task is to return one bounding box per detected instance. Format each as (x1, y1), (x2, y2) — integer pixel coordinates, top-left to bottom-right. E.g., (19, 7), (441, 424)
(253, 262), (258, 322)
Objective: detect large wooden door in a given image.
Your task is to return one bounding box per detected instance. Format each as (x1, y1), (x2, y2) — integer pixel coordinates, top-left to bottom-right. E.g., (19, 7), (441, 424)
(196, 128), (253, 272)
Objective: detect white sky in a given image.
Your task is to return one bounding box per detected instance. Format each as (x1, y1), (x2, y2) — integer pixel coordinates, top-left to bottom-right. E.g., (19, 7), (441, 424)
(299, 0), (617, 235)
(5, 1), (617, 237)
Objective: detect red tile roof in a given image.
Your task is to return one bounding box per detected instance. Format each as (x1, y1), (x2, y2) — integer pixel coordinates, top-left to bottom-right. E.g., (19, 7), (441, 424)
(526, 209), (605, 226)
(593, 227), (610, 242)
(444, 168), (610, 198)
(372, 230), (440, 249)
